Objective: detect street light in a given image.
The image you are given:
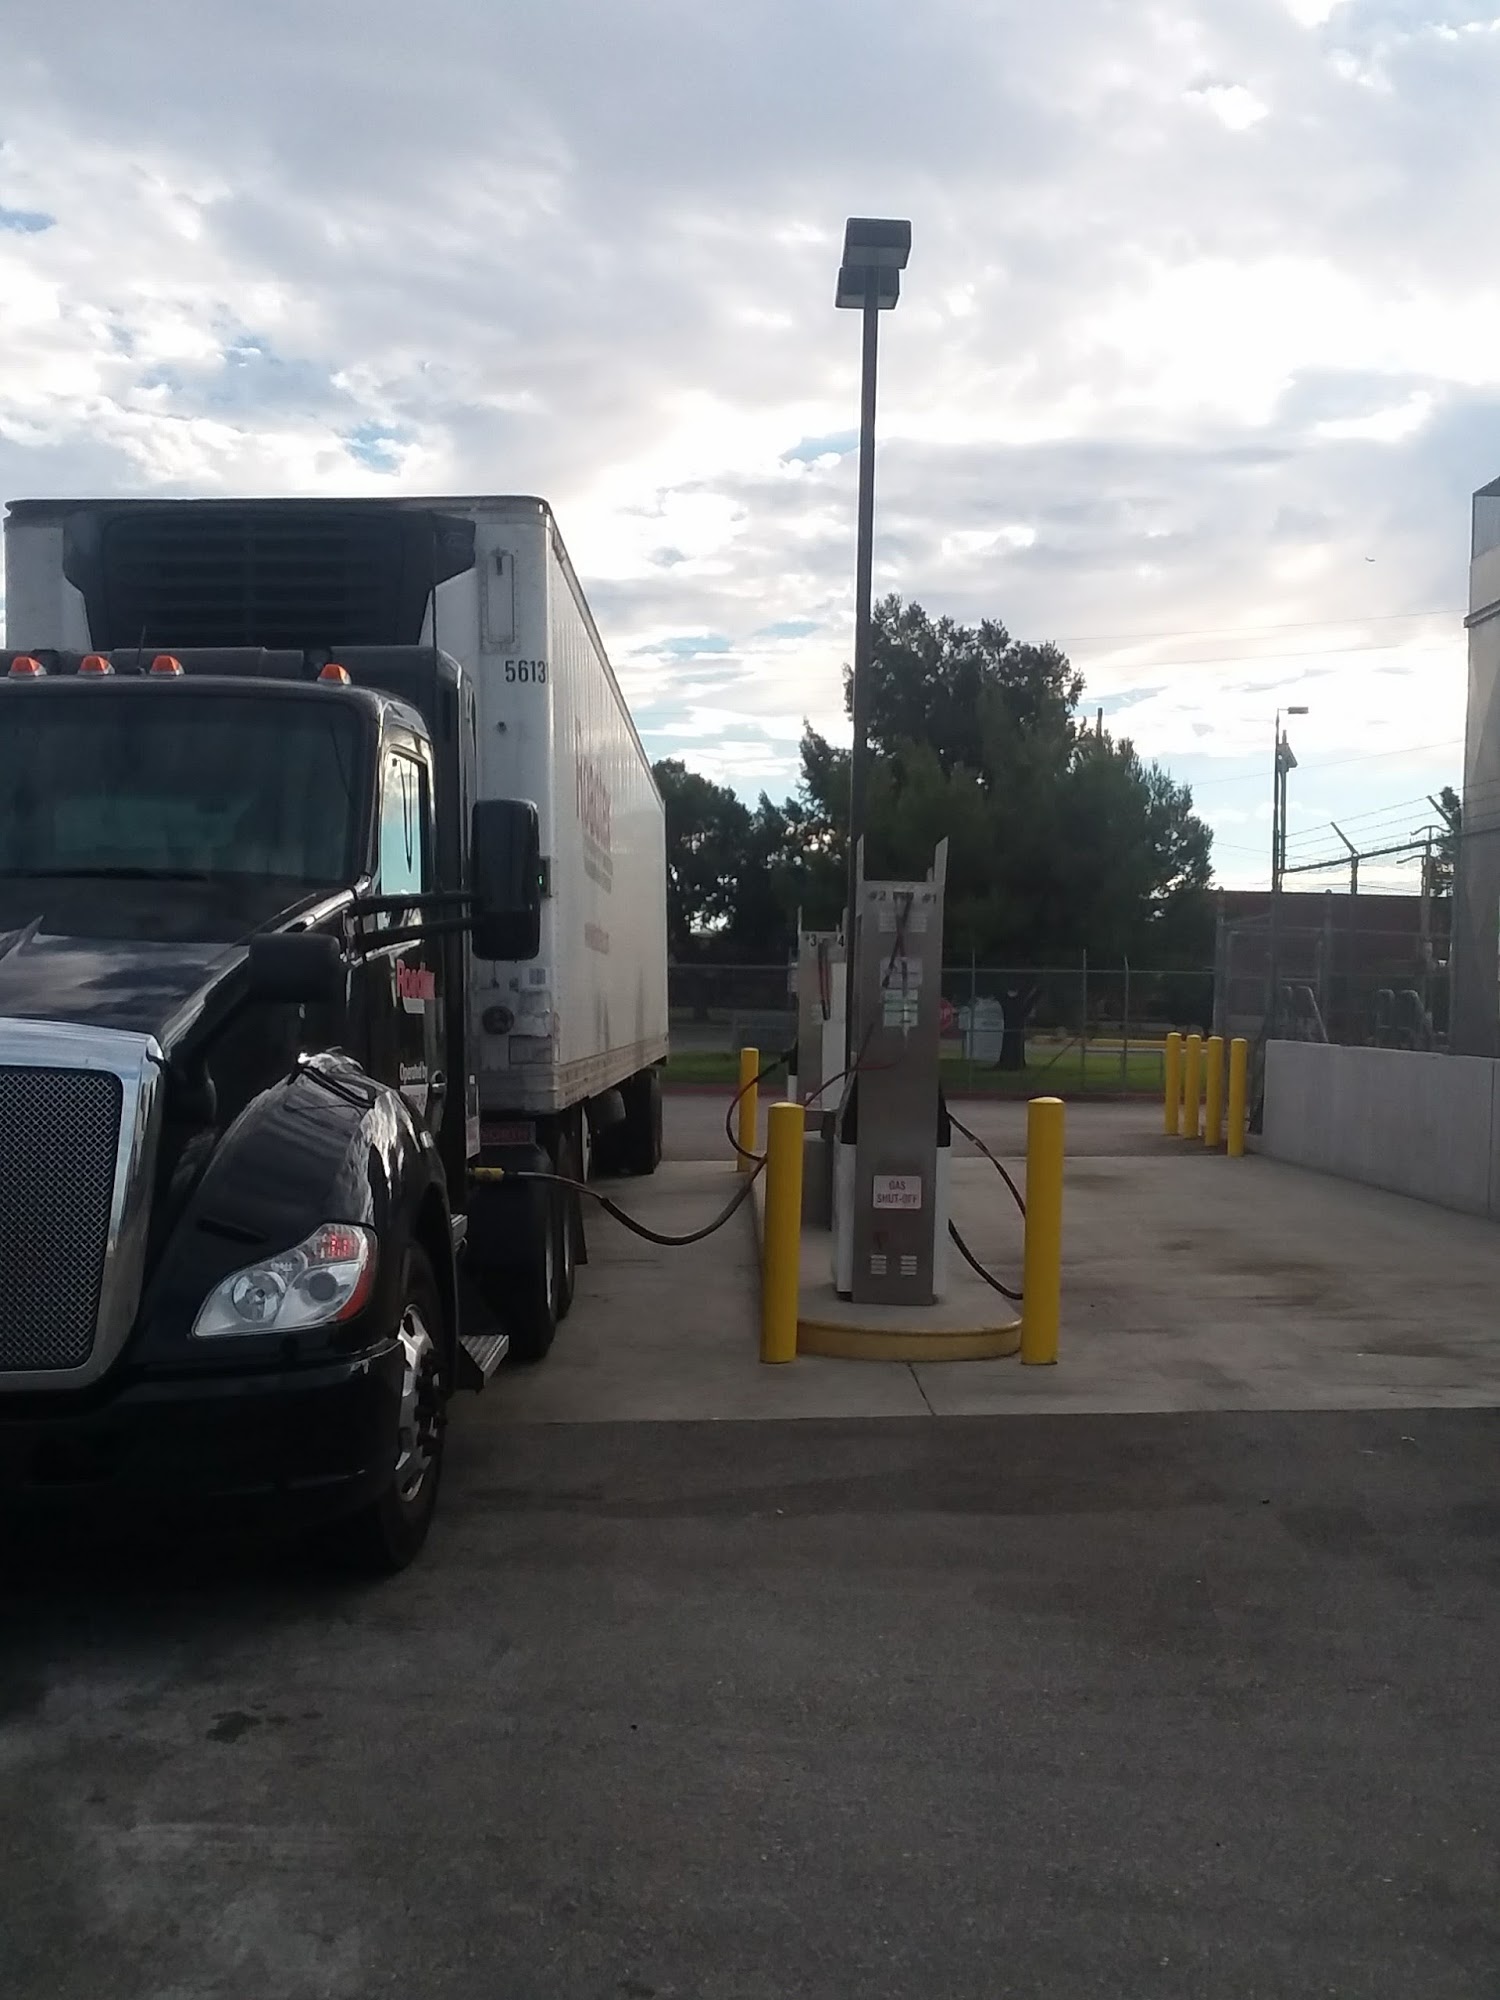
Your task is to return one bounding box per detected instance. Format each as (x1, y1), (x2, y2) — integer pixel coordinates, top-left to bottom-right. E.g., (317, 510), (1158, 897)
(836, 215), (911, 1062)
(1267, 703), (1309, 1039)
(1271, 704), (1309, 892)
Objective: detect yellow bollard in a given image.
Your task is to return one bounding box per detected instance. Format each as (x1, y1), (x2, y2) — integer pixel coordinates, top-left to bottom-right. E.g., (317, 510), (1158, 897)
(1182, 1033), (1202, 1142)
(760, 1100), (804, 1363)
(1163, 1032), (1182, 1137)
(736, 1045), (760, 1173)
(1021, 1096), (1064, 1365)
(1227, 1036), (1249, 1159)
(1204, 1034), (1225, 1150)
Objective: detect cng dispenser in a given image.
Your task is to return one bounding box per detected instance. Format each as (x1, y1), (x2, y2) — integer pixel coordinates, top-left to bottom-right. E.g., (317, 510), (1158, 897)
(790, 923), (845, 1227)
(832, 842), (952, 1305)
(791, 925), (845, 1108)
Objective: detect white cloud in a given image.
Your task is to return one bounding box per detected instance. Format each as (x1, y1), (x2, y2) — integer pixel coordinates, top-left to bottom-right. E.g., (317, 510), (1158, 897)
(1190, 83), (1271, 130)
(0, 0), (1495, 890)
(1315, 391), (1434, 443)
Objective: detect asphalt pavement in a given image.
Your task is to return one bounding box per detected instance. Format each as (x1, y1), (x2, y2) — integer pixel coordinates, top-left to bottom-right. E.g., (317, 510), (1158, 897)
(5, 1096), (1500, 1999)
(5, 1411), (1500, 1999)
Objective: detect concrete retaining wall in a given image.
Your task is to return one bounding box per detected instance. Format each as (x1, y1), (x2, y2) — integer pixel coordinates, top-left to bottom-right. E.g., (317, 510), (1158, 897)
(1263, 1042), (1500, 1219)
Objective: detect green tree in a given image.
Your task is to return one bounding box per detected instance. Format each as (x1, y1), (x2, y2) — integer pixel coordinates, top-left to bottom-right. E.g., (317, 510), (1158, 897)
(652, 758), (751, 955)
(797, 596), (1214, 964)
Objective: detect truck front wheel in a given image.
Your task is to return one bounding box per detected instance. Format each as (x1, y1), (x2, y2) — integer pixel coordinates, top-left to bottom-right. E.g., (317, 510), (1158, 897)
(503, 1181), (563, 1363)
(328, 1245), (447, 1573)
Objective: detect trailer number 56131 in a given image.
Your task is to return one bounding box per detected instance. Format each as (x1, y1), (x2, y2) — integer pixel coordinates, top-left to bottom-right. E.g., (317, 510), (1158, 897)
(504, 659), (547, 684)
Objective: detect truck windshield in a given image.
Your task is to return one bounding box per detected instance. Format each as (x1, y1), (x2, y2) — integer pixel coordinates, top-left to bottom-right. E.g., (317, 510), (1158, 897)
(0, 691), (365, 888)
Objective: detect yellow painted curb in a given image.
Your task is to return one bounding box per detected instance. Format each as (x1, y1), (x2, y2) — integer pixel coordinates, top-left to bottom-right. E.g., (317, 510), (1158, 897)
(796, 1318), (1023, 1363)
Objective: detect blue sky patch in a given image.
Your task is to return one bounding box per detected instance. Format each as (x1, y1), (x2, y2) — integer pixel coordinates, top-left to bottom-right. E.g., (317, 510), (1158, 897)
(0, 205), (55, 234)
(655, 633), (732, 658)
(342, 424), (408, 473)
(782, 431), (858, 463)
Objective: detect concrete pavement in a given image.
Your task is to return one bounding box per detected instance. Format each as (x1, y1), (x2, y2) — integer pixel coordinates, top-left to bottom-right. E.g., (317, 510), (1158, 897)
(498, 1162), (930, 1420)
(529, 1097), (1500, 1422)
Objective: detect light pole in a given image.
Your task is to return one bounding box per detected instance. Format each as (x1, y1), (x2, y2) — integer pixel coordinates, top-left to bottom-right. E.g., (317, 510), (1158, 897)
(835, 216), (911, 1065)
(1267, 703), (1308, 1037)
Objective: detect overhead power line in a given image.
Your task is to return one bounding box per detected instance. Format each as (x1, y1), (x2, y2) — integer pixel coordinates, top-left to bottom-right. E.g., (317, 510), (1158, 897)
(1283, 783), (1476, 859)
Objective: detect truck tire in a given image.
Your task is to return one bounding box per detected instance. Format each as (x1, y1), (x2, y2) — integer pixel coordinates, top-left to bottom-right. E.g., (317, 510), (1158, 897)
(588, 1089), (628, 1179)
(622, 1067), (663, 1177)
(504, 1181), (563, 1363)
(327, 1245), (447, 1574)
(554, 1124), (584, 1320)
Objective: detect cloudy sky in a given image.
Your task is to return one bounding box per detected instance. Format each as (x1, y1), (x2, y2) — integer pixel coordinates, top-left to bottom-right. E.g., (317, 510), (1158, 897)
(3, 0), (1496, 889)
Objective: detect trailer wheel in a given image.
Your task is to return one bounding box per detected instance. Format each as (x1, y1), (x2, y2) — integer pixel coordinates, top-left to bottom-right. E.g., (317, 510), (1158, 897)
(555, 1123), (584, 1320)
(503, 1181), (563, 1363)
(326, 1246), (447, 1574)
(622, 1067), (663, 1177)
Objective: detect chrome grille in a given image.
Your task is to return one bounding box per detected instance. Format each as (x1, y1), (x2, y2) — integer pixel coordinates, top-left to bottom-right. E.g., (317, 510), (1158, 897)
(0, 1066), (123, 1372)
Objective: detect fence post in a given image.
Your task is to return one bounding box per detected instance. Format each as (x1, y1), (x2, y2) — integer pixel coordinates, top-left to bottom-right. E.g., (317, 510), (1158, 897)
(736, 1046), (760, 1172)
(1121, 957), (1130, 1089)
(1204, 1034), (1225, 1149)
(761, 1101), (804, 1363)
(1021, 1097), (1064, 1364)
(1164, 1030), (1182, 1136)
(1080, 949), (1088, 1083)
(1183, 1032), (1202, 1141)
(976, 948), (988, 1096)
(1227, 1037), (1249, 1158)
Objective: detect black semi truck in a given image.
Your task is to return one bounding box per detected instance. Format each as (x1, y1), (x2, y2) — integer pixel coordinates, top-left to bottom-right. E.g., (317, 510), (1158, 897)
(0, 497), (666, 1570)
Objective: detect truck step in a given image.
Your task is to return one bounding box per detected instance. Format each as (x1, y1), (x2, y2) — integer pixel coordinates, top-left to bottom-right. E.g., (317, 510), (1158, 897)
(457, 1330), (510, 1389)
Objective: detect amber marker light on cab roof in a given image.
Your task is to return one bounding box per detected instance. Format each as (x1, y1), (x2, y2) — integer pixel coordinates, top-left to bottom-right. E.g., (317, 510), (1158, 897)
(7, 654), (46, 677)
(149, 653), (185, 676)
(78, 653), (114, 675)
(318, 662), (352, 683)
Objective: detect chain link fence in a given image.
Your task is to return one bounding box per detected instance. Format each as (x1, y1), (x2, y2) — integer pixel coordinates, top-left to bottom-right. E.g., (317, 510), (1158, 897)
(1215, 915), (1451, 1052)
(668, 960), (1215, 1091)
(668, 905), (1450, 1096)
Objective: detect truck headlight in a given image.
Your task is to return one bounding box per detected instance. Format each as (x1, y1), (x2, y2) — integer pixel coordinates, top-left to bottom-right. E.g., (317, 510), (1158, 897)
(192, 1223), (378, 1339)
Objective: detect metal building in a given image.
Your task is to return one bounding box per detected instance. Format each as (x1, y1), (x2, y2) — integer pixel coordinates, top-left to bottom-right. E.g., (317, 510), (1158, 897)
(1452, 475), (1500, 1056)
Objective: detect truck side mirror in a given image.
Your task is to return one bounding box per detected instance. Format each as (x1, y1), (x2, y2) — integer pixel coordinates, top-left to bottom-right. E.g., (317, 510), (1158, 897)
(471, 798), (543, 961)
(247, 932), (346, 1008)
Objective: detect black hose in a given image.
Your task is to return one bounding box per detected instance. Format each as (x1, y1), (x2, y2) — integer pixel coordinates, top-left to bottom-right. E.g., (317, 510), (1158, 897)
(945, 1108), (1026, 1301)
(724, 1029), (880, 1166)
(947, 1219), (1023, 1302)
(948, 1108), (1026, 1216)
(501, 1163), (764, 1248)
(724, 1048), (793, 1165)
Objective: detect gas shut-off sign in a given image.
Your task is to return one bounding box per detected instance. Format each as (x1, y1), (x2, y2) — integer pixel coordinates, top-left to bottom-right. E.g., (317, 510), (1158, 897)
(873, 1175), (923, 1211)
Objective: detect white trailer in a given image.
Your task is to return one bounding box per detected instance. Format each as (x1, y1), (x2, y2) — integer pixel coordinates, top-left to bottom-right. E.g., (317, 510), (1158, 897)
(417, 496), (669, 1135)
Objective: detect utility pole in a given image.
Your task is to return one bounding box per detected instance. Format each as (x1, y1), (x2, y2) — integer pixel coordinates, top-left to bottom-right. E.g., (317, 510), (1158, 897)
(1331, 822), (1358, 897)
(1267, 705), (1307, 1041)
(834, 218), (910, 1066)
(843, 281), (880, 1059)
(1269, 712), (1282, 1041)
(1420, 825), (1433, 956)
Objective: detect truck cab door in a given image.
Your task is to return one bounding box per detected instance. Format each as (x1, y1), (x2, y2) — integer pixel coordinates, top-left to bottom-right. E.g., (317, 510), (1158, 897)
(372, 741), (445, 1133)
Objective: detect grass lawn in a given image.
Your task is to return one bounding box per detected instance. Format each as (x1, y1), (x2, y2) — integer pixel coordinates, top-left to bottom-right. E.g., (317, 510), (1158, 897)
(665, 1043), (1164, 1096)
